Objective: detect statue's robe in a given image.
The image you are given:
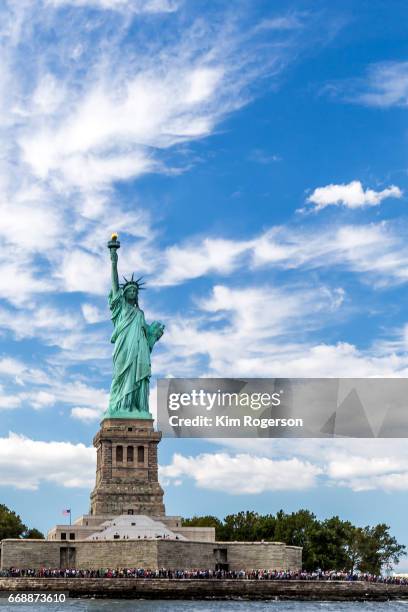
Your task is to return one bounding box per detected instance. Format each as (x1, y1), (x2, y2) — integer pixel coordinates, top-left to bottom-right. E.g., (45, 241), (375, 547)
(108, 289), (154, 415)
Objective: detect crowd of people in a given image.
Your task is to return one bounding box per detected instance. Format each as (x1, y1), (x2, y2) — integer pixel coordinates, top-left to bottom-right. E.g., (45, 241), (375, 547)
(1, 567), (408, 583)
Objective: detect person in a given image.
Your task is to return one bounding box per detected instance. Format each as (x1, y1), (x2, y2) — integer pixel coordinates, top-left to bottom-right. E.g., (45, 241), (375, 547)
(105, 241), (164, 417)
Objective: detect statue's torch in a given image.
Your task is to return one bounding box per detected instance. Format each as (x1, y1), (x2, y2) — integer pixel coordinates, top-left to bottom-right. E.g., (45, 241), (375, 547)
(107, 233), (121, 252)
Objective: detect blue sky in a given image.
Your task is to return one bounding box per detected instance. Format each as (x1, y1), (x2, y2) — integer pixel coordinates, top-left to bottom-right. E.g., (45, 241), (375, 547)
(1, 0), (408, 568)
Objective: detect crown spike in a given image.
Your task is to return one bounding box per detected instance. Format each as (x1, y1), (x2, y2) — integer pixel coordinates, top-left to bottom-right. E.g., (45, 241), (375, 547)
(121, 273), (147, 293)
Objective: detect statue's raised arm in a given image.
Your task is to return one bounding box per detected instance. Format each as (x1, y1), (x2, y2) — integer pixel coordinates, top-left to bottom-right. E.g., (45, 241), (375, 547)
(108, 233), (120, 294)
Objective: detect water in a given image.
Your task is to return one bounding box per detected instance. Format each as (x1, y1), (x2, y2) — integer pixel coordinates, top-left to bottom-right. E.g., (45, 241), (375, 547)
(1, 601), (408, 611)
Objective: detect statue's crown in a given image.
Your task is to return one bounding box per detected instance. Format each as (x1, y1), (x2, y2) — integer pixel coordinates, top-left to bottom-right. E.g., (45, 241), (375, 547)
(121, 273), (146, 292)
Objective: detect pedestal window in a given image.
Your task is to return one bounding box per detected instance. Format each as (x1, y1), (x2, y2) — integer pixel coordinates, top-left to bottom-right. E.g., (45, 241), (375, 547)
(116, 445), (123, 462)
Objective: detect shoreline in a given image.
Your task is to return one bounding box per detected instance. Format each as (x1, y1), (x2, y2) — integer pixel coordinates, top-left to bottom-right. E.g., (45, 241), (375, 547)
(1, 578), (408, 601)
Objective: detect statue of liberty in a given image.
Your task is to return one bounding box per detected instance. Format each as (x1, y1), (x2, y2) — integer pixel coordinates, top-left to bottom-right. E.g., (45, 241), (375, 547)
(104, 234), (164, 419)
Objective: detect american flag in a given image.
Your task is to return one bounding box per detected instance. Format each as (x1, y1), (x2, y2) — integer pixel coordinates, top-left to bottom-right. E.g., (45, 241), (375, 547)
(62, 509), (71, 516)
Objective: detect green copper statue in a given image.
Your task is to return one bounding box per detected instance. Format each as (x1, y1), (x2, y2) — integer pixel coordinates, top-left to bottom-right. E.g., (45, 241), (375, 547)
(104, 234), (164, 420)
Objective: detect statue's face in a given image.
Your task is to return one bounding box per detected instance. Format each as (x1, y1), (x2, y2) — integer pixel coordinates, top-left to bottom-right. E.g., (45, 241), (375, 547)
(125, 286), (138, 302)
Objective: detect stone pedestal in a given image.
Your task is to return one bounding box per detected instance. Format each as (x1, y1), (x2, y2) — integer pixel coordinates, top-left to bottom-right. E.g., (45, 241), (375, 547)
(89, 418), (165, 516)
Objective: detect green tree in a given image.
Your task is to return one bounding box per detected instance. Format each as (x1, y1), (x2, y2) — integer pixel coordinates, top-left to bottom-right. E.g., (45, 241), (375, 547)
(183, 510), (406, 574)
(0, 504), (27, 540)
(222, 511), (262, 541)
(310, 517), (354, 571)
(252, 513), (276, 542)
(358, 523), (406, 574)
(182, 515), (225, 540)
(183, 511), (276, 542)
(0, 504), (45, 541)
(273, 509), (319, 571)
(22, 528), (45, 539)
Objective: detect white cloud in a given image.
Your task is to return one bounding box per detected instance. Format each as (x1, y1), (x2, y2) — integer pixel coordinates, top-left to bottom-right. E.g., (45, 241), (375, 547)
(52, 380), (108, 410)
(47, 0), (180, 13)
(160, 452), (322, 493)
(185, 67), (224, 104)
(251, 222), (408, 287)
(71, 383), (157, 422)
(0, 259), (53, 305)
(2, 427), (406, 494)
(162, 321), (408, 380)
(151, 273), (408, 381)
(31, 73), (67, 115)
(0, 357), (49, 386)
(0, 0), (305, 318)
(0, 193), (64, 251)
(0, 432), (95, 490)
(155, 221), (408, 288)
(156, 283), (353, 378)
(60, 250), (108, 295)
(18, 380), (108, 413)
(248, 149), (281, 164)
(0, 385), (22, 409)
(0, 295), (111, 364)
(18, 60), (240, 191)
(306, 180), (402, 210)
(317, 442), (408, 493)
(54, 151), (159, 190)
(347, 61), (408, 107)
(199, 284), (343, 337)
(215, 438), (408, 493)
(0, 352), (109, 414)
(48, 330), (111, 363)
(81, 303), (106, 323)
(71, 406), (102, 422)
(16, 12), (285, 198)
(0, 357), (32, 377)
(5, 428), (408, 495)
(27, 390), (56, 410)
(254, 15), (304, 32)
(0, 304), (81, 342)
(156, 238), (251, 285)
(0, 299), (112, 370)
